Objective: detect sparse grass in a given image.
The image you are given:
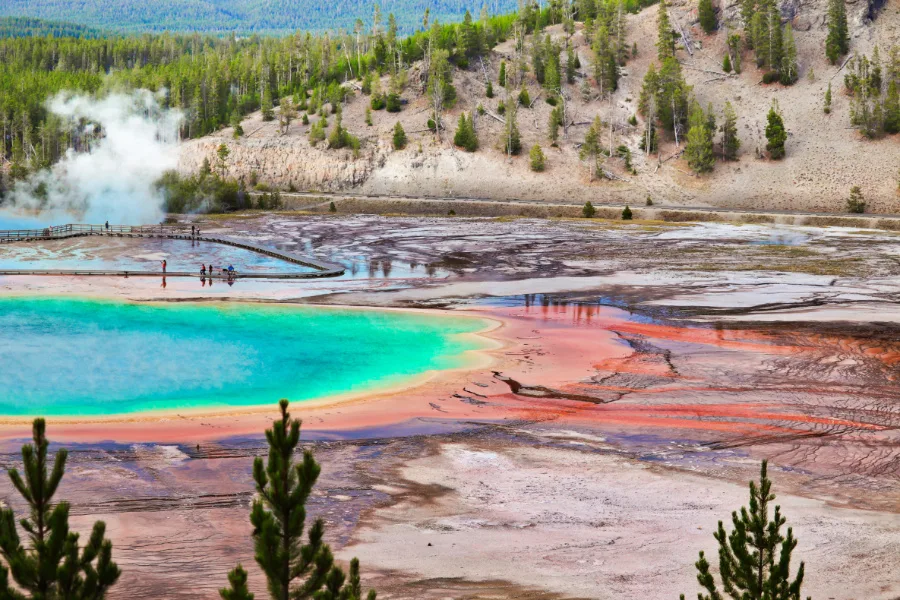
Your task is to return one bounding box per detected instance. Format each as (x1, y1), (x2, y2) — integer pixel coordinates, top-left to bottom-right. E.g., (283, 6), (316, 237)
(754, 244), (820, 258)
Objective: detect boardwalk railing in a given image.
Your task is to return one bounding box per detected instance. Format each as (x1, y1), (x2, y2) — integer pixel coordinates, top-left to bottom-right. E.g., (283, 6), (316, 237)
(0, 223), (192, 242)
(0, 223), (345, 279)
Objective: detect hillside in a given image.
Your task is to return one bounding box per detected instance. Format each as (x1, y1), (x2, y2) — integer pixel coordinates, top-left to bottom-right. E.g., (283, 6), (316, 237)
(0, 17), (107, 38)
(181, 0), (900, 213)
(0, 0), (515, 34)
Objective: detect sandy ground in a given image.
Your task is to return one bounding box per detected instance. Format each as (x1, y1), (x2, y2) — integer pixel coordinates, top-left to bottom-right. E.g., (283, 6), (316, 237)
(0, 214), (897, 599)
(181, 1), (900, 213)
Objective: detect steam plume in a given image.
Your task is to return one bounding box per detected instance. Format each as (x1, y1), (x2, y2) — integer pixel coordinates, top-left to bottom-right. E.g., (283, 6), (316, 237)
(8, 90), (183, 225)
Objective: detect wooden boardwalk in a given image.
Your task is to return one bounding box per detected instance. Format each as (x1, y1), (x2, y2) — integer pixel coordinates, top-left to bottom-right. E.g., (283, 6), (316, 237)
(0, 224), (345, 279)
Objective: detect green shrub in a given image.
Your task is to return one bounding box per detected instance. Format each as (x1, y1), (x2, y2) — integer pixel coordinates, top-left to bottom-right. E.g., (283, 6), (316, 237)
(518, 88), (531, 106)
(529, 144), (546, 171)
(622, 205), (633, 220)
(386, 93), (402, 112)
(847, 186), (866, 213)
(582, 201), (596, 218)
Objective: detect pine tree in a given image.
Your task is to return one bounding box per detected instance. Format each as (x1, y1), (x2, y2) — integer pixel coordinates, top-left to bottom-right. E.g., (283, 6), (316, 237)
(498, 61), (507, 87)
(529, 144), (546, 171)
(765, 101), (787, 159)
(847, 186), (866, 213)
(679, 461), (810, 600)
(685, 103), (716, 173)
(392, 121), (407, 149)
(582, 201), (597, 217)
(220, 565), (254, 600)
(504, 96), (522, 155)
(721, 100), (741, 160)
(884, 80), (900, 133)
(699, 0), (717, 34)
(261, 88), (275, 122)
(780, 24), (798, 85)
(566, 47), (577, 84)
(453, 113), (478, 151)
(767, 4), (784, 74)
(723, 53), (732, 73)
(656, 0), (675, 62)
(580, 115), (603, 180)
(824, 82), (833, 114)
(825, 0), (849, 64)
(486, 81), (494, 98)
(0, 419), (121, 600)
(751, 10), (769, 68)
(219, 400), (376, 600)
(621, 205), (633, 220)
(548, 105), (562, 144)
(741, 0), (756, 31)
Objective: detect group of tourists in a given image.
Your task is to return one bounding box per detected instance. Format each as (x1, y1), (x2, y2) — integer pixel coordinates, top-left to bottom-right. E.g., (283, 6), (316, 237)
(200, 263), (236, 281)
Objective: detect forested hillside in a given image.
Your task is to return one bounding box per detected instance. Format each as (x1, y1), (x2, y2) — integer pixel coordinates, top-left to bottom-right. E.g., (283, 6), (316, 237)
(0, 17), (106, 38)
(0, 0), (516, 35)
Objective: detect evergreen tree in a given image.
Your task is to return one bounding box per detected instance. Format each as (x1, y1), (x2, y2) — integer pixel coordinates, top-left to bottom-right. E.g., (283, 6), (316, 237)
(582, 201), (597, 217)
(498, 61), (507, 87)
(741, 0), (757, 32)
(679, 461), (810, 600)
(486, 81), (494, 98)
(548, 105), (562, 144)
(530, 144), (546, 171)
(765, 101), (787, 159)
(847, 186), (866, 213)
(751, 11), (769, 68)
(780, 24), (798, 84)
(621, 205), (633, 220)
(884, 80), (900, 133)
(723, 53), (733, 73)
(580, 115), (603, 180)
(219, 400), (376, 600)
(261, 88), (275, 122)
(728, 33), (743, 73)
(593, 24), (619, 97)
(685, 102), (716, 173)
(824, 82), (833, 114)
(699, 0), (717, 34)
(0, 419), (121, 600)
(392, 121), (407, 149)
(453, 113), (478, 151)
(825, 0), (849, 64)
(721, 100), (740, 160)
(656, 0), (675, 62)
(566, 47), (577, 84)
(766, 4), (784, 74)
(220, 565), (254, 600)
(504, 96), (522, 155)
(216, 143), (230, 178)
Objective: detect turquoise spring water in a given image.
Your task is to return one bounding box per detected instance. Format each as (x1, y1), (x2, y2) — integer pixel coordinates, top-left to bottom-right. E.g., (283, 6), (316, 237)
(0, 297), (490, 417)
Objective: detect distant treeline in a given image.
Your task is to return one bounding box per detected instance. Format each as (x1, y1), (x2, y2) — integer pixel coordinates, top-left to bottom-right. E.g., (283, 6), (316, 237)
(0, 0), (516, 36)
(0, 17), (107, 39)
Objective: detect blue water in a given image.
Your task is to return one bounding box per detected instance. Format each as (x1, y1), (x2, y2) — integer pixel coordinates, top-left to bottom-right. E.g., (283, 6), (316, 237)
(0, 297), (489, 416)
(0, 238), (316, 274)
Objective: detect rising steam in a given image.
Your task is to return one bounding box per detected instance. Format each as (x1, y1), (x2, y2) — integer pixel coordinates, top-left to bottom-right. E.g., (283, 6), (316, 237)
(7, 90), (183, 225)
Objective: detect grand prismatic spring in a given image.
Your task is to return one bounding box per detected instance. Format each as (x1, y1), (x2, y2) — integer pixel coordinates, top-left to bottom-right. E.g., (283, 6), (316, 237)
(0, 297), (488, 416)
(0, 211), (897, 600)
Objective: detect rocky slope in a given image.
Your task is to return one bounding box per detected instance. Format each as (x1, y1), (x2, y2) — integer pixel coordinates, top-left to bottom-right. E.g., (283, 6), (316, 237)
(180, 0), (900, 212)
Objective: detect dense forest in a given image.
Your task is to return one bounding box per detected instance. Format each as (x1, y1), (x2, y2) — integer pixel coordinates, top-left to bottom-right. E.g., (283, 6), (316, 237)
(0, 0), (517, 35)
(0, 17), (107, 39)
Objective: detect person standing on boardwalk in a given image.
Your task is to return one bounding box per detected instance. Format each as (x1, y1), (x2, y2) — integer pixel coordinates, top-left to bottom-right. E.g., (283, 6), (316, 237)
(191, 225), (195, 236)
(105, 221), (109, 231)
(162, 260), (167, 273)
